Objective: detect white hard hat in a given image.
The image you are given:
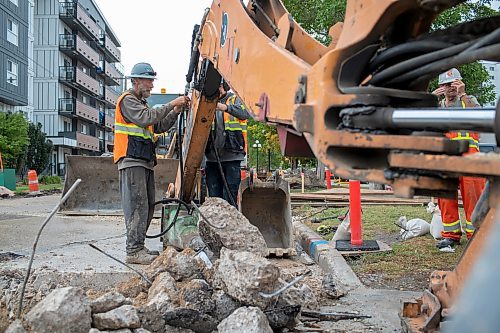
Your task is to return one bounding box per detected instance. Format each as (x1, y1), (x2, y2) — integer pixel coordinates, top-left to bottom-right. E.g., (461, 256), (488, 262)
(438, 68), (462, 85)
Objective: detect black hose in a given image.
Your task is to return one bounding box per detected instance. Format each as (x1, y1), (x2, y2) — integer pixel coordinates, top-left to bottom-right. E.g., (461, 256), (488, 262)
(369, 40), (453, 72)
(146, 112), (187, 239)
(145, 198), (191, 239)
(210, 130), (237, 207)
(388, 42), (500, 87)
(369, 40), (474, 85)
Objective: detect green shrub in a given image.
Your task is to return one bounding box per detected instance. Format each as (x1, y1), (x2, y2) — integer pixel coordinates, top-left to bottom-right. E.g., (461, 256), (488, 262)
(40, 175), (61, 184)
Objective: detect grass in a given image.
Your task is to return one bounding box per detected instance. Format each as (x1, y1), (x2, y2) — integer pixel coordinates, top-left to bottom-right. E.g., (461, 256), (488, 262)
(14, 183), (63, 194)
(295, 205), (467, 290)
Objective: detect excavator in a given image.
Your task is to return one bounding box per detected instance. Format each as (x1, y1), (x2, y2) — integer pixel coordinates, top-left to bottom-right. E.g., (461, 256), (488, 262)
(60, 0), (500, 331)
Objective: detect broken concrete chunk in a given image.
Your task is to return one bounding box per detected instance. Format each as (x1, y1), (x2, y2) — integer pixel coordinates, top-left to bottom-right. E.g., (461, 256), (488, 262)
(166, 248), (201, 281)
(264, 305), (301, 330)
(178, 279), (214, 314)
(5, 319), (27, 333)
(25, 287), (91, 333)
(198, 197), (268, 257)
(137, 303), (166, 333)
(146, 290), (176, 314)
(278, 283), (319, 311)
(322, 273), (348, 299)
(210, 290), (241, 321)
(147, 271), (177, 301)
(146, 246), (178, 280)
(92, 305), (140, 330)
(216, 248), (281, 309)
(217, 306), (273, 333)
(91, 291), (130, 314)
(163, 308), (218, 333)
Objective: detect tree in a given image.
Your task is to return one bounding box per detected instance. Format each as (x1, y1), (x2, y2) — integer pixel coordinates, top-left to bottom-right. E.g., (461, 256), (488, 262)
(25, 122), (53, 174)
(0, 112), (29, 170)
(428, 1), (498, 105)
(283, 0), (346, 45)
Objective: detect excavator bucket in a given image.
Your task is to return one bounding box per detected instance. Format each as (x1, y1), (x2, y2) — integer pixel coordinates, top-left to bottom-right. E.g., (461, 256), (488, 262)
(60, 155), (178, 215)
(239, 177), (296, 256)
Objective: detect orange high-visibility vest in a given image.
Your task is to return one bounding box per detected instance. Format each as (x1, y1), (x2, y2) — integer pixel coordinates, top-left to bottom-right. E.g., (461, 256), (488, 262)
(445, 100), (479, 153)
(113, 92), (155, 163)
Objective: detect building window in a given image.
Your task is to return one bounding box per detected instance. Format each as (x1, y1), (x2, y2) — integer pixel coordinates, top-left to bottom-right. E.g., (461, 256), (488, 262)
(81, 123), (88, 135)
(7, 19), (18, 46)
(9, 0), (18, 6)
(7, 60), (18, 86)
(490, 66), (495, 71)
(490, 75), (495, 80)
(64, 120), (71, 132)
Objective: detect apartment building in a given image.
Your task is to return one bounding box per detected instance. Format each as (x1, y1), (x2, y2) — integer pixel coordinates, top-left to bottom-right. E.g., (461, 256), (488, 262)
(0, 0), (29, 113)
(33, 0), (123, 175)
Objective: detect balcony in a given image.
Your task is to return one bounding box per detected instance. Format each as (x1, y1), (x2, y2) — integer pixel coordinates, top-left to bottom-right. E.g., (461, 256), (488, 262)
(59, 34), (99, 68)
(105, 113), (115, 129)
(104, 61), (121, 86)
(104, 87), (119, 107)
(58, 98), (100, 123)
(60, 131), (99, 151)
(77, 132), (99, 151)
(59, 66), (100, 96)
(59, 2), (100, 41)
(99, 33), (121, 62)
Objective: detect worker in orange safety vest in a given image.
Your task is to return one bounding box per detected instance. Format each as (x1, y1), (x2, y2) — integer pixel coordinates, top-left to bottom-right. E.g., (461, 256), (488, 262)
(431, 68), (485, 249)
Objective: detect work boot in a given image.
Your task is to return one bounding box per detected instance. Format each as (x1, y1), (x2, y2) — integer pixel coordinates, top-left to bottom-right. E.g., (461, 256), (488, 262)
(436, 238), (460, 249)
(126, 249), (157, 265)
(145, 247), (160, 256)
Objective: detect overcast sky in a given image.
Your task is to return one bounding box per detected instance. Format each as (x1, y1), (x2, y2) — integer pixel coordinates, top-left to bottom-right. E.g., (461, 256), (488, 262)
(94, 0), (213, 94)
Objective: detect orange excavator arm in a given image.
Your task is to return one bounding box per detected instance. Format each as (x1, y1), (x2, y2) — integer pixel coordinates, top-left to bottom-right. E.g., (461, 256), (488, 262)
(171, 1), (500, 331)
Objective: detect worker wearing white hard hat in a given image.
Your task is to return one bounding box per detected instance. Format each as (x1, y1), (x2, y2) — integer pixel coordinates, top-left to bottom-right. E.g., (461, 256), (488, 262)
(431, 68), (484, 250)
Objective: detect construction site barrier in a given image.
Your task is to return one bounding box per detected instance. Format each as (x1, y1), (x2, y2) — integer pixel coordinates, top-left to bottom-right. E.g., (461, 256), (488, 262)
(28, 170), (40, 193)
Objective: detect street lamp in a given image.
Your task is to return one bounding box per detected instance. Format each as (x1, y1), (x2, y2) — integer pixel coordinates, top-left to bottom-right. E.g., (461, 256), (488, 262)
(252, 140), (262, 172)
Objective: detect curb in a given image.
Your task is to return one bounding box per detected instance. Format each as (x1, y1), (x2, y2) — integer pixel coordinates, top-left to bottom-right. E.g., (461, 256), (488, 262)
(294, 222), (364, 290)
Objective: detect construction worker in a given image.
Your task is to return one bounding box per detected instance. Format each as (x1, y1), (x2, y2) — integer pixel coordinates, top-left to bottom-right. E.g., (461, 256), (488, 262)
(432, 68), (485, 249)
(204, 80), (250, 207)
(114, 62), (189, 264)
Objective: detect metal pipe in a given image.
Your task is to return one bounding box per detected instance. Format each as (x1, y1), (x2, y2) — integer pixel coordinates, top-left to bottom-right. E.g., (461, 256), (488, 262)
(391, 107), (496, 132)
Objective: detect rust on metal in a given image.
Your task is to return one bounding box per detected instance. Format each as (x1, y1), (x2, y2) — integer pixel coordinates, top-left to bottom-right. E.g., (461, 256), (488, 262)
(388, 152), (500, 177)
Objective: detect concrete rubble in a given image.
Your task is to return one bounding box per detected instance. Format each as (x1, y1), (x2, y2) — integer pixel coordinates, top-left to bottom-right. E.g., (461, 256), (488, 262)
(217, 306), (273, 333)
(198, 197), (268, 257)
(92, 305), (141, 330)
(3, 241), (322, 333)
(25, 287), (91, 333)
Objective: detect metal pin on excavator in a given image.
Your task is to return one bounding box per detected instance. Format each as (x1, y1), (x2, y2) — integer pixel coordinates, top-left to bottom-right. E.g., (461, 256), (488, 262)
(61, 0), (500, 330)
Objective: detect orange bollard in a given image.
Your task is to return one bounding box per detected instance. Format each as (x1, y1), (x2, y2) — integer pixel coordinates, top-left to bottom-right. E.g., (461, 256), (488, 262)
(349, 180), (363, 246)
(28, 170), (40, 193)
(326, 169), (331, 189)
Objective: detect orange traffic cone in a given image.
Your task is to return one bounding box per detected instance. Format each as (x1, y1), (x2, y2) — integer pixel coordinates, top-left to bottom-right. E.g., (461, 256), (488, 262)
(28, 170), (40, 194)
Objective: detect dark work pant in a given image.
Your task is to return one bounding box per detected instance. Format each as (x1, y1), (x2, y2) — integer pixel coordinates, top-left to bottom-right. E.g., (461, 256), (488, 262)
(119, 167), (155, 254)
(205, 161), (241, 207)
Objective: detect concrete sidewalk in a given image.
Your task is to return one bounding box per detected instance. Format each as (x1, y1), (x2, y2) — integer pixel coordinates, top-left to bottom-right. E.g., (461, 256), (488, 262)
(0, 194), (162, 274)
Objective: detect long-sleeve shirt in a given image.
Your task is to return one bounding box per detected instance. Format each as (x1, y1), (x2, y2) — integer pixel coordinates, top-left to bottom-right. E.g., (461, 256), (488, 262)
(205, 92), (250, 162)
(117, 90), (179, 170)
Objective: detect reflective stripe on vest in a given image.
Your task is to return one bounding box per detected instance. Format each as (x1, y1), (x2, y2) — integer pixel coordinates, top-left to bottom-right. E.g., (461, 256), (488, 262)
(115, 122), (154, 140)
(446, 100), (479, 151)
(113, 92), (155, 163)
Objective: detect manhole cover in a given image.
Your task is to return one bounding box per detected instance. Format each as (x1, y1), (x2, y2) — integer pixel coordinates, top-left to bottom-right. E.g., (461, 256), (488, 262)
(0, 252), (24, 262)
